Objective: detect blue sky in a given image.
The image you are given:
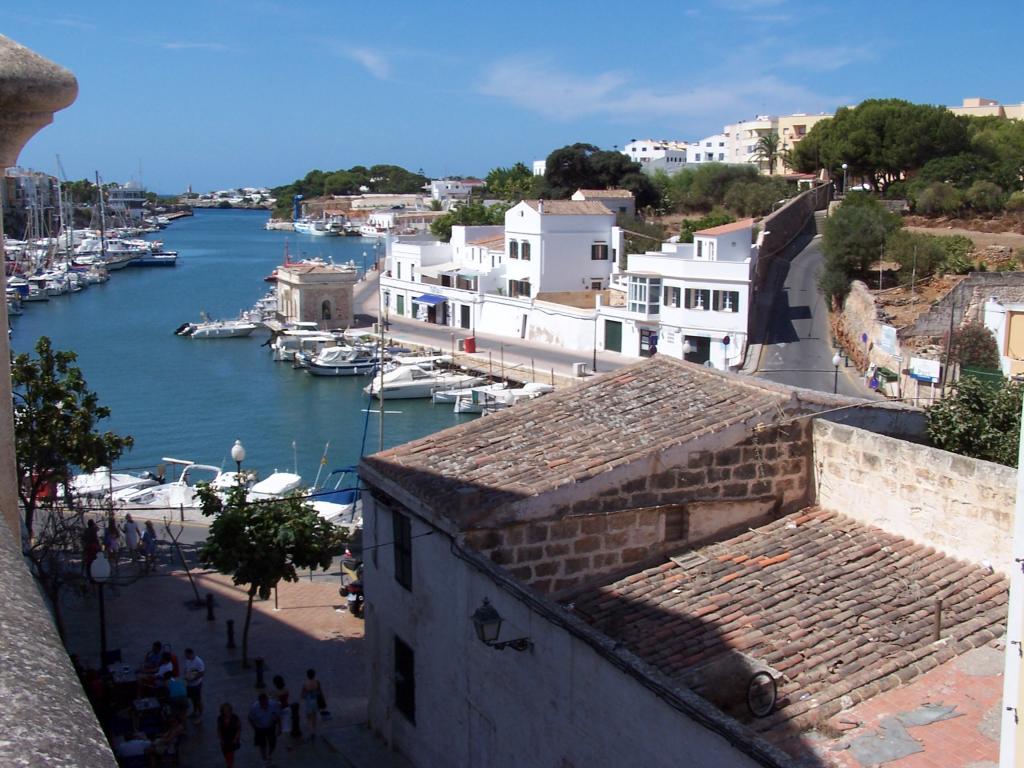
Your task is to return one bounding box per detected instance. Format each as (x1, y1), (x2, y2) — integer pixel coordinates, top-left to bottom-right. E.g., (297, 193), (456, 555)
(5, 1), (1022, 193)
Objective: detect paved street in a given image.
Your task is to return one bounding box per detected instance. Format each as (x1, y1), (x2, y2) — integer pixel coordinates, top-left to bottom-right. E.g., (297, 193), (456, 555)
(61, 547), (409, 768)
(752, 229), (881, 399)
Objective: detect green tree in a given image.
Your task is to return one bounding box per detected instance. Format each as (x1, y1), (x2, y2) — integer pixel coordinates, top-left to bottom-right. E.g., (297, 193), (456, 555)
(538, 143), (646, 200)
(680, 210), (735, 243)
(951, 322), (1001, 370)
(964, 180), (1006, 214)
(820, 193), (900, 303)
(752, 132), (782, 174)
(885, 230), (952, 285)
(429, 202), (508, 242)
(12, 336), (134, 540)
(485, 163), (534, 202)
(913, 182), (963, 216)
(926, 377), (1022, 467)
(198, 483), (345, 666)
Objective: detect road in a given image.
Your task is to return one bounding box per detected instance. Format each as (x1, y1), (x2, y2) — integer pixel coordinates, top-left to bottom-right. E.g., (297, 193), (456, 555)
(752, 229), (878, 398)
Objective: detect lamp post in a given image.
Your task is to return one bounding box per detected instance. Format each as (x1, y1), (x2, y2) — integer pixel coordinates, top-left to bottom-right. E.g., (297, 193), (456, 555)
(841, 163), (848, 196)
(362, 251), (367, 276)
(231, 439), (245, 480)
(832, 352), (842, 394)
(90, 551), (111, 665)
(471, 598), (532, 652)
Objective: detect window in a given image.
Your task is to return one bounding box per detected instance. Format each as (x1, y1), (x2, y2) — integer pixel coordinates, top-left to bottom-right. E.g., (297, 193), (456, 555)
(694, 153), (701, 162)
(521, 241), (531, 261)
(508, 279), (531, 298)
(590, 279), (603, 290)
(394, 636), (415, 723)
(662, 286), (681, 308)
(321, 300), (332, 320)
(713, 290), (740, 312)
(718, 153), (725, 161)
(397, 262), (402, 280)
(628, 276), (661, 315)
(685, 288), (710, 310)
(509, 240), (519, 259)
(591, 242), (609, 260)
(393, 512), (412, 590)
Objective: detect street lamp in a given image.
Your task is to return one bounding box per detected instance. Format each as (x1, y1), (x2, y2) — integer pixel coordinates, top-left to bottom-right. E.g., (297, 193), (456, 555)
(362, 251), (367, 276)
(832, 352), (842, 394)
(231, 439), (245, 478)
(471, 598), (532, 652)
(90, 550), (111, 666)
(841, 163), (848, 196)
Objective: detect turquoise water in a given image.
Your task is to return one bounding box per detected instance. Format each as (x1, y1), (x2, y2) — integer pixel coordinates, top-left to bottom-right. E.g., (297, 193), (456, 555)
(10, 209), (468, 480)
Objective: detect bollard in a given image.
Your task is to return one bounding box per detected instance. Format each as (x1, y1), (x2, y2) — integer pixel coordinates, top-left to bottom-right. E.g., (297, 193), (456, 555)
(254, 657), (265, 689)
(226, 619), (236, 649)
(206, 593), (215, 621)
(290, 702), (302, 738)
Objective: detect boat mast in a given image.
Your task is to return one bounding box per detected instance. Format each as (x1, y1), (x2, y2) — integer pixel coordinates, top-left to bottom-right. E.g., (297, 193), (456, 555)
(378, 284), (385, 452)
(95, 171), (107, 262)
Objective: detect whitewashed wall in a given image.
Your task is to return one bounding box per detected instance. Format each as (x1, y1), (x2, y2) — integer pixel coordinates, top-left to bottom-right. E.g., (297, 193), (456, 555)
(363, 495), (771, 768)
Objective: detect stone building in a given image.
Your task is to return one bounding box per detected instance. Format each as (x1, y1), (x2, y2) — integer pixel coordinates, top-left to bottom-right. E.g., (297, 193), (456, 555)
(357, 356), (1008, 767)
(275, 261), (358, 328)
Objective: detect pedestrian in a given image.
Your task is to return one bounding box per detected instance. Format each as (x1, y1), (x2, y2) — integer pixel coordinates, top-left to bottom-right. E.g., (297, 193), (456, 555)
(248, 692), (281, 765)
(141, 520), (158, 572)
(271, 675), (290, 734)
(300, 668), (322, 740)
(216, 702), (242, 768)
(82, 519), (100, 575)
(183, 647), (205, 720)
(165, 670), (188, 718)
(142, 640), (163, 671)
(103, 514), (121, 565)
(122, 513), (141, 560)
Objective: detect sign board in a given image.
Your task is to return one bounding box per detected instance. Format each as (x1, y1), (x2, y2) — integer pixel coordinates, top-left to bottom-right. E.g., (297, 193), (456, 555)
(878, 325), (897, 356)
(909, 357), (941, 383)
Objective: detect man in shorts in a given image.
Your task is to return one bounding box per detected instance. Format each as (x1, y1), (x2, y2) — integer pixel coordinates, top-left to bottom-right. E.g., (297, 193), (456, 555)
(183, 648), (206, 720)
(248, 692), (281, 765)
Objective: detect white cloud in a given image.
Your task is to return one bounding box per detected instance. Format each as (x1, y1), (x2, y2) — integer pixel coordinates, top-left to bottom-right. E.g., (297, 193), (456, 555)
(160, 41), (228, 52)
(780, 45), (875, 72)
(343, 47), (391, 80)
(477, 57), (834, 125)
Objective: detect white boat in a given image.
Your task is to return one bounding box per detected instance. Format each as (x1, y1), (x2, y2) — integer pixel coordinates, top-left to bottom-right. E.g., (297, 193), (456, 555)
(248, 472), (303, 501)
(270, 331), (338, 362)
(364, 365), (483, 400)
(294, 218), (339, 237)
(182, 317), (260, 339)
(359, 223), (389, 239)
(65, 466), (161, 500)
(433, 381), (506, 405)
(306, 346), (380, 377)
(113, 460), (233, 513)
(308, 467), (362, 531)
(454, 382), (554, 414)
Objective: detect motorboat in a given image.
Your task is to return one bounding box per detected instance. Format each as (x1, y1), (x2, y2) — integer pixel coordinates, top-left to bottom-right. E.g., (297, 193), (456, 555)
(306, 346), (380, 377)
(113, 459), (229, 514)
(294, 218), (339, 237)
(65, 466), (161, 500)
(248, 472), (303, 501)
(364, 365), (483, 400)
(433, 381), (506, 405)
(179, 315), (260, 339)
(454, 382), (554, 414)
(308, 467), (362, 532)
(270, 330), (338, 362)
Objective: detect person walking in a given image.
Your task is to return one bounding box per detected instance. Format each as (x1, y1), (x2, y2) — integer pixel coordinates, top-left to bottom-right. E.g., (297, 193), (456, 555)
(141, 520), (158, 573)
(248, 692), (281, 765)
(216, 703), (242, 768)
(82, 519), (100, 575)
(183, 647), (205, 720)
(121, 513), (141, 561)
(103, 515), (121, 566)
(300, 669), (322, 740)
(271, 675), (291, 735)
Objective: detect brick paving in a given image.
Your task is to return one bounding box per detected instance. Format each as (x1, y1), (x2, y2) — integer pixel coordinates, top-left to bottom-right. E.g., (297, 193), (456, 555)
(60, 552), (410, 768)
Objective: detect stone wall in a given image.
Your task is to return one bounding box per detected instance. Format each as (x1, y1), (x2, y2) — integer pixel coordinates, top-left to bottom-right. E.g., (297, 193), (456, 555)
(812, 419), (1015, 573)
(464, 421), (814, 594)
(903, 271), (1024, 340)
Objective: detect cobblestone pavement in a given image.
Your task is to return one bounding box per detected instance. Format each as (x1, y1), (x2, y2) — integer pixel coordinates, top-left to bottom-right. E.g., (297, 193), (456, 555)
(60, 553), (411, 768)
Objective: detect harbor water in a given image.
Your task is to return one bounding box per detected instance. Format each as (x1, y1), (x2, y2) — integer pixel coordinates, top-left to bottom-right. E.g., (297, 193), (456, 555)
(10, 209), (469, 481)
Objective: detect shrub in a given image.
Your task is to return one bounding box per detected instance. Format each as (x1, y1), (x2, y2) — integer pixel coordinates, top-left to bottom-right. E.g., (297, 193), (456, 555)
(679, 209), (734, 243)
(914, 182), (962, 216)
(926, 376), (1021, 467)
(965, 180), (1006, 214)
(951, 322), (1001, 370)
(885, 230), (947, 285)
(1007, 191), (1024, 212)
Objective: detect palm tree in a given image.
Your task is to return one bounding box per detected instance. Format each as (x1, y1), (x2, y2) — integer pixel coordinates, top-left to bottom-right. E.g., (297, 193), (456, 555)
(752, 132), (782, 175)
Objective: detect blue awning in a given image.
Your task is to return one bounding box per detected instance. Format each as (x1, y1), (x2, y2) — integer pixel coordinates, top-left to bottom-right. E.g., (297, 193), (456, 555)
(413, 294), (447, 306)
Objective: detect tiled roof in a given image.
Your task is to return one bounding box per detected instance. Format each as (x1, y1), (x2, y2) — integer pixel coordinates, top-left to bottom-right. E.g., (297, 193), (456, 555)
(696, 218), (756, 236)
(279, 263), (355, 276)
(468, 234), (505, 248)
(362, 357), (799, 526)
(574, 188), (635, 198)
(524, 200), (613, 216)
(572, 508), (1007, 734)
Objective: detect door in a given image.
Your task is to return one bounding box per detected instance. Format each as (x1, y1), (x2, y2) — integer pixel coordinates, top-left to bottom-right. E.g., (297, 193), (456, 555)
(684, 335), (711, 364)
(396, 295), (404, 317)
(639, 328), (658, 357)
(604, 319), (622, 353)
(460, 304), (471, 329)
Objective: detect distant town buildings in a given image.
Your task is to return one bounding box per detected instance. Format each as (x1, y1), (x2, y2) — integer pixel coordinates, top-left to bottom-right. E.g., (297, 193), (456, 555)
(948, 96), (1024, 120)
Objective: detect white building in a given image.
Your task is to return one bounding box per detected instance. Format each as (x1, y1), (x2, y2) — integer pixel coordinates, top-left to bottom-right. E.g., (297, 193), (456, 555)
(570, 188), (635, 218)
(428, 178), (486, 203)
(621, 139), (689, 175)
(685, 133), (730, 165)
(531, 159), (546, 176)
(600, 219), (756, 366)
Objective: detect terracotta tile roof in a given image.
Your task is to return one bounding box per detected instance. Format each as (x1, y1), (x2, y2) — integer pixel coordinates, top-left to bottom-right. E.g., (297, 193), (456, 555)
(468, 234), (505, 248)
(361, 357), (800, 526)
(695, 218), (756, 236)
(523, 200), (613, 216)
(279, 263), (355, 276)
(574, 188), (635, 198)
(572, 508), (1007, 734)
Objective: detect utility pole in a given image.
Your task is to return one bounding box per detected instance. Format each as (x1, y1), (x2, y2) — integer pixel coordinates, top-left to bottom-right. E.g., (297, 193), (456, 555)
(941, 301), (956, 398)
(910, 246), (917, 295)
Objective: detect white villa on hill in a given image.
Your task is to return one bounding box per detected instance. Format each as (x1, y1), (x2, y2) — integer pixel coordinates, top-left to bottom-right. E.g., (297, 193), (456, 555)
(379, 195), (756, 368)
